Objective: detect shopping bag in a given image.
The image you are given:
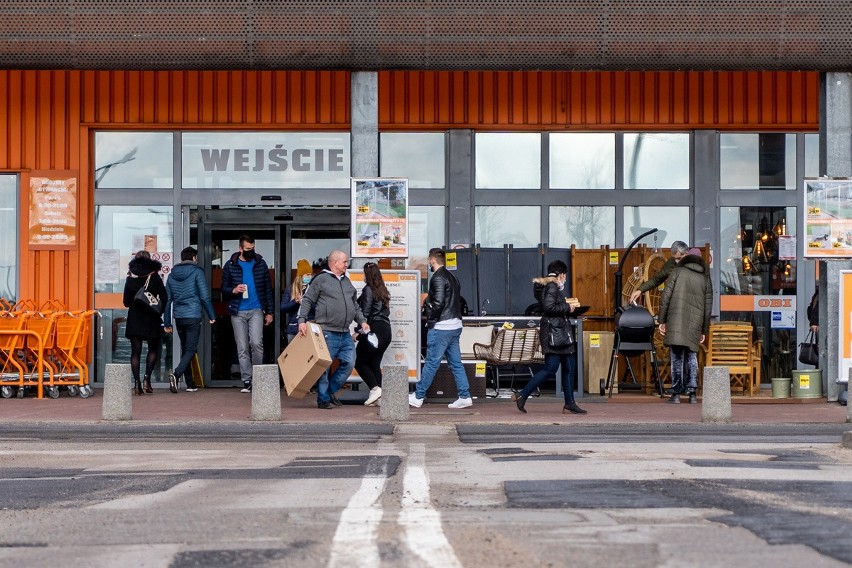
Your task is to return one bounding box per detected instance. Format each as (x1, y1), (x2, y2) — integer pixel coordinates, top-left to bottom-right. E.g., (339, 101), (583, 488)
(797, 330), (819, 366)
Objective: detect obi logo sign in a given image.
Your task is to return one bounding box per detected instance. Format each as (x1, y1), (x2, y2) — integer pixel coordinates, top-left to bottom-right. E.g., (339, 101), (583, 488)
(756, 298), (793, 308)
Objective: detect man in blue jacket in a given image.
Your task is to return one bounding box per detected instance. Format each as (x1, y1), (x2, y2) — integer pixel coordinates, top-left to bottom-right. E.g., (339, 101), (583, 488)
(164, 247), (216, 393)
(221, 235), (274, 393)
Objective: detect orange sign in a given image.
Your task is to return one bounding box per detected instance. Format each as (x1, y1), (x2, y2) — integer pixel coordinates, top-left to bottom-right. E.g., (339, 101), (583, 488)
(28, 170), (77, 249)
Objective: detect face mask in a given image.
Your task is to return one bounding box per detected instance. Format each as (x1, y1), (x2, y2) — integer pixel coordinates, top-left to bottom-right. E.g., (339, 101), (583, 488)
(301, 275), (311, 285)
(428, 264), (435, 273)
(558, 281), (565, 291)
(242, 249), (256, 261)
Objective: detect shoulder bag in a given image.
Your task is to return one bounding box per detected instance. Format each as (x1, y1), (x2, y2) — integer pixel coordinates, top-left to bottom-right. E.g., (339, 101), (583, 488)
(797, 330), (819, 366)
(548, 315), (574, 349)
(133, 273), (166, 316)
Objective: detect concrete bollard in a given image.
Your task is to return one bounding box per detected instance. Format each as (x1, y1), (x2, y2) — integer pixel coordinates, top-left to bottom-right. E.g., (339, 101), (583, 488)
(843, 431), (852, 449)
(251, 364), (281, 421)
(102, 363), (133, 421)
(702, 366), (732, 423)
(379, 366), (409, 421)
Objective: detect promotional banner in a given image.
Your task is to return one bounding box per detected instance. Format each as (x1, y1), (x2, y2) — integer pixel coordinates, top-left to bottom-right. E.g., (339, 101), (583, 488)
(349, 270), (421, 381)
(351, 178), (409, 258)
(28, 170), (78, 249)
(804, 178), (852, 258)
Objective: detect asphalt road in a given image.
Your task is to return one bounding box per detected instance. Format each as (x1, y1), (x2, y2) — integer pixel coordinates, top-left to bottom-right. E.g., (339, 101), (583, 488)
(0, 423), (850, 567)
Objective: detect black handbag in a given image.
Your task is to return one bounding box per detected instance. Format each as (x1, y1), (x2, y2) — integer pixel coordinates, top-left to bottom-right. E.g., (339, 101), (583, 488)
(798, 330), (819, 366)
(133, 273), (165, 316)
(548, 316), (574, 349)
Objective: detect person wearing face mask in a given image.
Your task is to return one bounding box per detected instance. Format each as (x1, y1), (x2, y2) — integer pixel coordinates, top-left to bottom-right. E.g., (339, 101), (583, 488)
(514, 260), (586, 415)
(281, 259), (315, 344)
(163, 246), (216, 393)
(629, 240), (690, 304)
(221, 234), (274, 393)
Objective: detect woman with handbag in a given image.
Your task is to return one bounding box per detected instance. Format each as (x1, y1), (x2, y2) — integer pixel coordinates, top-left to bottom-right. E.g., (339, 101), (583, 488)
(354, 262), (392, 406)
(122, 250), (167, 395)
(514, 260), (586, 415)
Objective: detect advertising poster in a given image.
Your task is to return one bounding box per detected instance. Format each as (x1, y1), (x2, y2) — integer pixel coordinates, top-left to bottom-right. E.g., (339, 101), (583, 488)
(349, 270), (421, 382)
(351, 178), (409, 258)
(804, 178), (852, 258)
(28, 170), (78, 249)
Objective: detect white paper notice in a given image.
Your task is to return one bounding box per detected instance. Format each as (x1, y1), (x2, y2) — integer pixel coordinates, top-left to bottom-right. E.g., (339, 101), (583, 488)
(95, 249), (121, 284)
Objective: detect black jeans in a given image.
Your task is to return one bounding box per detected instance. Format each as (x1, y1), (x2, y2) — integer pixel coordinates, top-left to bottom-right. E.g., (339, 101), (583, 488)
(174, 318), (201, 388)
(354, 320), (392, 390)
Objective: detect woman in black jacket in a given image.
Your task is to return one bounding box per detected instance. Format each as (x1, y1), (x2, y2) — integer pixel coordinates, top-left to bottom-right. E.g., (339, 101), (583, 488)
(514, 260), (586, 415)
(122, 251), (167, 395)
(354, 262), (392, 406)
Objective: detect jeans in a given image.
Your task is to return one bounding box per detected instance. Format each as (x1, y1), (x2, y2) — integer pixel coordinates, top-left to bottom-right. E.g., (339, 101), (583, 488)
(670, 345), (698, 393)
(520, 352), (577, 404)
(317, 330), (355, 404)
(415, 327), (470, 399)
(231, 309), (264, 383)
(174, 318), (201, 388)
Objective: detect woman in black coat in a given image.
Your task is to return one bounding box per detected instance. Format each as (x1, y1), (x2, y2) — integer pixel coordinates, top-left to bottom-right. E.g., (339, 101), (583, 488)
(514, 260), (586, 415)
(123, 251), (167, 395)
(354, 262), (392, 406)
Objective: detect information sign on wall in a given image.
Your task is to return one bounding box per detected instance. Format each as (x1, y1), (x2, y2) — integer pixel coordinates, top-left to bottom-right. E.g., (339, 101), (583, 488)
(804, 178), (852, 258)
(349, 270), (421, 382)
(28, 170), (78, 250)
(351, 178), (409, 258)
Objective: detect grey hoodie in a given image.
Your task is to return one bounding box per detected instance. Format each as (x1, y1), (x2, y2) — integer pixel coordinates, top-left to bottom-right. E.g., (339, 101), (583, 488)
(297, 270), (366, 333)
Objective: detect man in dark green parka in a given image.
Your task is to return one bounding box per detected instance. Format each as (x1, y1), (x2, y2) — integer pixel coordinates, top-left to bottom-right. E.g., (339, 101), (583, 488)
(657, 253), (712, 404)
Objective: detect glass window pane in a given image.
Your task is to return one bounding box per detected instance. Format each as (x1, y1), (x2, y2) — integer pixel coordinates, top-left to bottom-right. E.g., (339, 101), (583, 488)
(475, 206), (540, 247)
(624, 133), (690, 189)
(380, 132), (445, 188)
(95, 132), (174, 189)
(719, 206), (797, 389)
(182, 132), (350, 189)
(720, 206), (795, 296)
(805, 133), (820, 178)
(549, 133), (615, 189)
(0, 174), (18, 300)
(720, 133), (796, 190)
(475, 133), (541, 189)
(407, 206), (445, 287)
(623, 206), (690, 247)
(549, 206), (615, 248)
(93, 206), (174, 387)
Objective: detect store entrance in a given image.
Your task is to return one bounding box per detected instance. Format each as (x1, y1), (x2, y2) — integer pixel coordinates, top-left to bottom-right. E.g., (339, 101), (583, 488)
(196, 207), (350, 387)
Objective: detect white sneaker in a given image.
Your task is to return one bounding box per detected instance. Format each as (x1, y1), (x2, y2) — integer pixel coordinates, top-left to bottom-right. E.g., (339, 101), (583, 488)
(408, 392), (423, 408)
(448, 397), (473, 409)
(364, 386), (382, 406)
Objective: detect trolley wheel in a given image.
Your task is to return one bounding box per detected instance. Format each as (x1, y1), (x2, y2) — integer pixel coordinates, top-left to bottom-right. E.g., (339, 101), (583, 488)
(47, 386), (60, 399)
(16, 387), (25, 399)
(67, 386), (79, 397)
(599, 379), (606, 397)
(1, 386), (12, 398)
(79, 385), (93, 399)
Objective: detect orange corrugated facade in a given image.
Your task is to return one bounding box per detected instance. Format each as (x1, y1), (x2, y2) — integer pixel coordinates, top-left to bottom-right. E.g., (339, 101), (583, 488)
(0, 69), (819, 313)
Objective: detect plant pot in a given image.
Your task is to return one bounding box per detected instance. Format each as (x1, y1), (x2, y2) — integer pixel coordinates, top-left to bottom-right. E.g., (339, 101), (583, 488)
(770, 377), (791, 398)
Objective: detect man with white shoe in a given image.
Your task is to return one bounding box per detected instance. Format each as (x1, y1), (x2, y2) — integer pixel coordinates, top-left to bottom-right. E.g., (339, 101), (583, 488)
(409, 248), (473, 410)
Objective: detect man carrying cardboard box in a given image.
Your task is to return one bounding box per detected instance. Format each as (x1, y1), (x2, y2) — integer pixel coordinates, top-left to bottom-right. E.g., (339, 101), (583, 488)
(297, 250), (370, 409)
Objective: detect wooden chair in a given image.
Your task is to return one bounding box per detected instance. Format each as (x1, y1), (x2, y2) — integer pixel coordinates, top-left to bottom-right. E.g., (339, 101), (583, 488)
(705, 323), (755, 396)
(473, 328), (544, 396)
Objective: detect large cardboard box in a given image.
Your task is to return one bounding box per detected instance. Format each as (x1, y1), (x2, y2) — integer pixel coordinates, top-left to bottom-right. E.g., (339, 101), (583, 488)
(583, 330), (616, 394)
(278, 322), (333, 398)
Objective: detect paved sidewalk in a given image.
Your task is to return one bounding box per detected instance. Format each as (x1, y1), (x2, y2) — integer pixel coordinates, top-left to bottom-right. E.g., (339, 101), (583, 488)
(0, 388), (847, 425)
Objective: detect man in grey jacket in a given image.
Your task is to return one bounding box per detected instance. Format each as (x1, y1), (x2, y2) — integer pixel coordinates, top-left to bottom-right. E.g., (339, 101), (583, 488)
(164, 247), (216, 393)
(297, 250), (370, 409)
